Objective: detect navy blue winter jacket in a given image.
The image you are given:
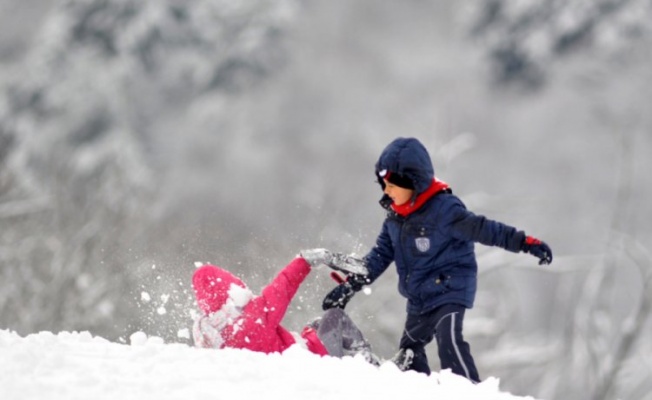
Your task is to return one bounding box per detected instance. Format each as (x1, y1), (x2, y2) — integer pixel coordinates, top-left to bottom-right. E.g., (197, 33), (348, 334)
(363, 138), (526, 315)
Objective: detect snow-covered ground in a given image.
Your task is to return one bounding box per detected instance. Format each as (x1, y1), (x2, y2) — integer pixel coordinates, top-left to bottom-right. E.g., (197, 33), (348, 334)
(0, 329), (535, 400)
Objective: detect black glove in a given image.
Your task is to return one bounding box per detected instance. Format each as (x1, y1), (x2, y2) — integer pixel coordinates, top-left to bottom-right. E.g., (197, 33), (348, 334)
(322, 273), (370, 310)
(322, 283), (356, 310)
(522, 236), (553, 265)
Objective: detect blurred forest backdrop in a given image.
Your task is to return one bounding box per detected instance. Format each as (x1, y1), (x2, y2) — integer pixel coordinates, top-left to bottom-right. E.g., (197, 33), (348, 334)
(1, 1), (651, 399)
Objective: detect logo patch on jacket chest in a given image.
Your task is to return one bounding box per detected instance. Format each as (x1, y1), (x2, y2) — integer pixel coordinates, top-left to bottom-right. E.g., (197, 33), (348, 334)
(415, 237), (430, 252)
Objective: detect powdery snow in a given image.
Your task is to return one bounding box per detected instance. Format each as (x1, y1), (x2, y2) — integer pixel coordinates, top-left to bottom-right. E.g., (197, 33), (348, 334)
(0, 329), (536, 400)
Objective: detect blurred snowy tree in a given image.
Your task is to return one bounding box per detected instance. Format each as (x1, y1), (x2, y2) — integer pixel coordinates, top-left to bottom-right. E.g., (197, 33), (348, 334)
(466, 0), (652, 89)
(463, 1), (652, 399)
(0, 0), (299, 340)
(1, 1), (651, 399)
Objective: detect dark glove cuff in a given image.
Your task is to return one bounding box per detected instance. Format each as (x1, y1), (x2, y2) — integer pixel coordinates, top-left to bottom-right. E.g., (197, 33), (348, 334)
(521, 235), (541, 252)
(347, 274), (371, 292)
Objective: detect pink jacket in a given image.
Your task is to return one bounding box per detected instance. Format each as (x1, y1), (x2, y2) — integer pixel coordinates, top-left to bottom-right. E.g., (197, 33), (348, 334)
(192, 257), (328, 356)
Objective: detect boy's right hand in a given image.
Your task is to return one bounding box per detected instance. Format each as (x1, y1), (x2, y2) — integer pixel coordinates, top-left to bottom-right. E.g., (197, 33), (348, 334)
(322, 273), (369, 310)
(322, 283), (356, 310)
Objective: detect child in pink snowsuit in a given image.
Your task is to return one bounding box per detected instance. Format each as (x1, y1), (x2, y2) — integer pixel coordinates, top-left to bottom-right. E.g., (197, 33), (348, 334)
(192, 255), (374, 360)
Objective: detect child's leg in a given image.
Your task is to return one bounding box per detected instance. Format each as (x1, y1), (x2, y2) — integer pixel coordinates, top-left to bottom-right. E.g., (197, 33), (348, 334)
(433, 304), (480, 382)
(398, 311), (438, 375)
(316, 308), (371, 358)
(316, 308), (345, 357)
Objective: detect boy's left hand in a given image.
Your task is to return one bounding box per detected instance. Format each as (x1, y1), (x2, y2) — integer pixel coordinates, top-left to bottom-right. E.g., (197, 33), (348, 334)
(522, 236), (553, 265)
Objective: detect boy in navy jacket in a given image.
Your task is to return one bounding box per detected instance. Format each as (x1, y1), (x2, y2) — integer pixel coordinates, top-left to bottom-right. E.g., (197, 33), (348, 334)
(322, 137), (552, 382)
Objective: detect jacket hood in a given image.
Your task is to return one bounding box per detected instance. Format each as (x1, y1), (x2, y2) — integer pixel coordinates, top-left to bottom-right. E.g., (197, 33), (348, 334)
(193, 264), (248, 314)
(375, 137), (435, 195)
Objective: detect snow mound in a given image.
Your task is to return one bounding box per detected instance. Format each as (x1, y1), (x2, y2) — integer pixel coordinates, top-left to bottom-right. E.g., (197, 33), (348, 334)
(0, 330), (536, 400)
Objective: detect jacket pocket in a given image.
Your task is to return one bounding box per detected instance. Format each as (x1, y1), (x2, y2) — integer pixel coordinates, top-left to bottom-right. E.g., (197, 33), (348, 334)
(420, 274), (448, 298)
(419, 274), (467, 299)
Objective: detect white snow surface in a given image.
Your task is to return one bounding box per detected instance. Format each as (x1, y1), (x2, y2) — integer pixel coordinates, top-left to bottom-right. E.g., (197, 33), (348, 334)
(0, 329), (536, 400)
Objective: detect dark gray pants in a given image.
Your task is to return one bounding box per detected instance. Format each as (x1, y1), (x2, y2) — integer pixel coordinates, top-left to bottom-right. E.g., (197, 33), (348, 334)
(315, 308), (371, 358)
(399, 303), (480, 382)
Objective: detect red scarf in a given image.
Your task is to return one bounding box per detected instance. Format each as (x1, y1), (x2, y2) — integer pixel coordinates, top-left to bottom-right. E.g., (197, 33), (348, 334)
(391, 178), (449, 217)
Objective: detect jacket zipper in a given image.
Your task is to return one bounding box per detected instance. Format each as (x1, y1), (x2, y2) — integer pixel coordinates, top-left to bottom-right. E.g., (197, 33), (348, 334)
(399, 215), (411, 287)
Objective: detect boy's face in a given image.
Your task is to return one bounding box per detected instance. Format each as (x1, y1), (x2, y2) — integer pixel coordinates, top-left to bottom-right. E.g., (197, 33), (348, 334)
(383, 179), (414, 206)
